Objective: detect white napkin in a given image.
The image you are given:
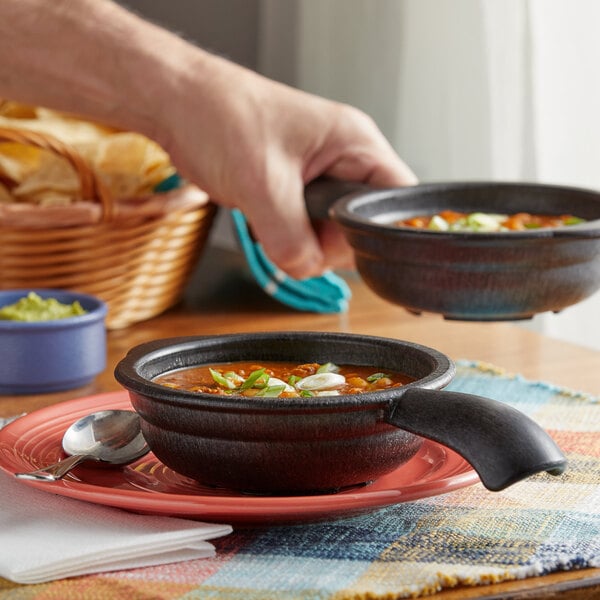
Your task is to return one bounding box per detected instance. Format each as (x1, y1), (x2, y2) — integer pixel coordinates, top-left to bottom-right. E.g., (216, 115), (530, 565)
(0, 470), (232, 584)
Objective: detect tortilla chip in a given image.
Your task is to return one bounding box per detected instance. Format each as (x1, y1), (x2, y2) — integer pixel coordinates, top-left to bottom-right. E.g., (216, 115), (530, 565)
(93, 132), (174, 197)
(24, 190), (75, 206)
(0, 100), (38, 119)
(0, 102), (178, 222)
(0, 143), (41, 183)
(12, 151), (79, 197)
(0, 181), (14, 203)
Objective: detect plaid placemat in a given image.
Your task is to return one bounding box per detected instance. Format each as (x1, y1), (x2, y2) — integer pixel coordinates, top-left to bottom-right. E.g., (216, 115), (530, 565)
(1, 361), (598, 599)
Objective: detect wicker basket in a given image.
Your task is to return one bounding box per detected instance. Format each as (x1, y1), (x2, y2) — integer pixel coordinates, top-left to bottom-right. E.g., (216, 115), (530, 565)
(0, 127), (217, 329)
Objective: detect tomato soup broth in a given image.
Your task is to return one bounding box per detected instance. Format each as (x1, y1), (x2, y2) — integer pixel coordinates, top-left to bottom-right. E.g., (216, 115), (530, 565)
(154, 361), (414, 398)
(397, 210), (585, 232)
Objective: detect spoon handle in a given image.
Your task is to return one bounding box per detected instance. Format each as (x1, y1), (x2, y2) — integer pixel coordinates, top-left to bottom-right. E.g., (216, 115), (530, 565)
(15, 454), (92, 481)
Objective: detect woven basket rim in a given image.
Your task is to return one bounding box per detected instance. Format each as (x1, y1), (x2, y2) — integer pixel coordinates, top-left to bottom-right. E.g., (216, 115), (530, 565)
(0, 124), (218, 329)
(0, 126), (212, 228)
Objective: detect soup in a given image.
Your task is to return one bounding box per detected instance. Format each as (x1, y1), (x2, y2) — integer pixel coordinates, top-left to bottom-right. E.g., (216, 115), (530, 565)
(154, 361), (414, 398)
(396, 210), (585, 232)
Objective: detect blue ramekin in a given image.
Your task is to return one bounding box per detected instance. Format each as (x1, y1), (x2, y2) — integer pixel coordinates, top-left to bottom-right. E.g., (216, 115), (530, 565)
(0, 289), (107, 394)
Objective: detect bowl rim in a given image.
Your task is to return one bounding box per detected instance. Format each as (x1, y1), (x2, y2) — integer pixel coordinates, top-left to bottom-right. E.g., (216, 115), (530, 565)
(114, 331), (456, 411)
(330, 180), (600, 240)
(0, 288), (107, 329)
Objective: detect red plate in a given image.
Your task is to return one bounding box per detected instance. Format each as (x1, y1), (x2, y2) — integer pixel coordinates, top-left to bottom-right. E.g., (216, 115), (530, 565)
(0, 392), (479, 524)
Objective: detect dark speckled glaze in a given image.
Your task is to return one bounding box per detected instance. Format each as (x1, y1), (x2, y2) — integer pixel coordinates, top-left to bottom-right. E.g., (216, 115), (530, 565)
(306, 180), (600, 320)
(115, 332), (566, 495)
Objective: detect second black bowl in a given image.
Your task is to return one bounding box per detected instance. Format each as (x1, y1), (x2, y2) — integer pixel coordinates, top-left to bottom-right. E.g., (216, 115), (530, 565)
(307, 180), (600, 320)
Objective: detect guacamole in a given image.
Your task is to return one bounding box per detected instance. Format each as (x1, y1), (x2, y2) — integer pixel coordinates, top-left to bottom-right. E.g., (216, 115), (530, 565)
(0, 292), (87, 321)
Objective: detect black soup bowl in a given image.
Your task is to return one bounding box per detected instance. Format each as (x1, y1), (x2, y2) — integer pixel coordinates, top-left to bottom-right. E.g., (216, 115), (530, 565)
(306, 179), (600, 320)
(115, 332), (566, 495)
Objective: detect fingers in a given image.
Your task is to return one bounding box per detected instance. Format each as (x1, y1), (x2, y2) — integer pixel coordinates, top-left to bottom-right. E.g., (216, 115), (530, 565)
(325, 152), (417, 189)
(365, 154), (418, 188)
(313, 220), (356, 271)
(301, 104), (416, 189)
(246, 207), (351, 279)
(244, 186), (355, 279)
(241, 175), (327, 280)
(245, 105), (417, 280)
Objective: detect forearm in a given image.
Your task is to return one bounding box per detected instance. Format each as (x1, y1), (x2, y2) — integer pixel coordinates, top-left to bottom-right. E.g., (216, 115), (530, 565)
(0, 0), (210, 140)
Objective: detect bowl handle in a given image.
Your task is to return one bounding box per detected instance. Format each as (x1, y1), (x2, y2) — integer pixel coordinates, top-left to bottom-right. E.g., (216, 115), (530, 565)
(386, 387), (567, 491)
(304, 177), (369, 220)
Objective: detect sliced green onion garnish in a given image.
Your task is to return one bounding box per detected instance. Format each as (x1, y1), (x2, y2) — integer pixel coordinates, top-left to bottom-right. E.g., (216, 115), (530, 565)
(300, 390), (315, 397)
(564, 216), (586, 225)
(255, 384), (287, 397)
(316, 362), (340, 374)
(240, 368), (268, 390)
(465, 213), (507, 232)
(428, 215), (449, 231)
(287, 375), (302, 386)
(449, 218), (468, 231)
(267, 377), (295, 392)
(366, 372), (390, 382)
(223, 371), (245, 385)
(209, 368), (237, 389)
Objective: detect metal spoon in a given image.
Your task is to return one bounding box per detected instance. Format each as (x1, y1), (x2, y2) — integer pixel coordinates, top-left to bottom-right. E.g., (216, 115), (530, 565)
(15, 410), (149, 481)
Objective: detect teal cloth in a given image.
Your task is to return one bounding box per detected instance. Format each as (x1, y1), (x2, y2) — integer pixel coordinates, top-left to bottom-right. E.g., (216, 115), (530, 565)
(154, 175), (351, 313)
(231, 209), (351, 313)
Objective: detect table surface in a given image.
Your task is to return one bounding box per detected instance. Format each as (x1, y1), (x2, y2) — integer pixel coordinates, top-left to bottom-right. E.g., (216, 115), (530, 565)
(1, 247), (599, 599)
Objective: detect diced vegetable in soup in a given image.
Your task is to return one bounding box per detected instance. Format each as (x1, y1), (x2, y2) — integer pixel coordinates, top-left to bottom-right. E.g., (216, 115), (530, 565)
(154, 361), (414, 397)
(396, 210), (585, 232)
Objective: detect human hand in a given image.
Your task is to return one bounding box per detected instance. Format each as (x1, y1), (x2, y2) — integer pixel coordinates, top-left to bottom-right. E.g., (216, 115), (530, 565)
(2, 1), (415, 279)
(157, 52), (417, 279)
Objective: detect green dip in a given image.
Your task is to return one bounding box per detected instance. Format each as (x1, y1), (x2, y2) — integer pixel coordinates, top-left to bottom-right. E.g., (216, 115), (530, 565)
(0, 292), (87, 321)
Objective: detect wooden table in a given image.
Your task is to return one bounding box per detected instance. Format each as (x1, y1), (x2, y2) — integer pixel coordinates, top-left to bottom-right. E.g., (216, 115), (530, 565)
(1, 248), (599, 599)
